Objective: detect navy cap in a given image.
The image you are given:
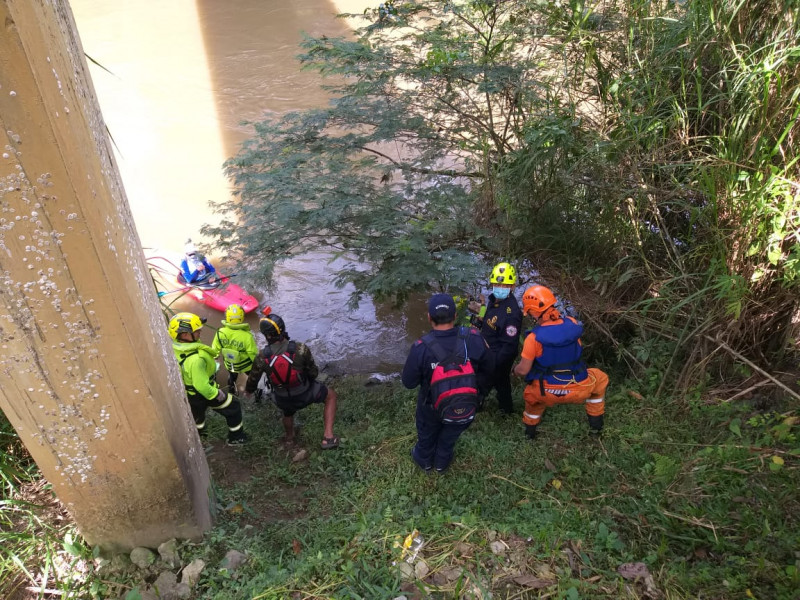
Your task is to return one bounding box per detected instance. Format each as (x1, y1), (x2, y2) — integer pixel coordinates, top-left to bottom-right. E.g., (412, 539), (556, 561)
(428, 293), (456, 320)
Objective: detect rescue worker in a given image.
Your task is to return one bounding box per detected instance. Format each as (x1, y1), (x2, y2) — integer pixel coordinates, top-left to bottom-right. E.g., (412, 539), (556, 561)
(169, 312), (249, 445)
(244, 315), (339, 449)
(469, 262), (522, 414)
(512, 285), (607, 439)
(402, 294), (493, 474)
(180, 239), (217, 284)
(212, 303), (258, 393)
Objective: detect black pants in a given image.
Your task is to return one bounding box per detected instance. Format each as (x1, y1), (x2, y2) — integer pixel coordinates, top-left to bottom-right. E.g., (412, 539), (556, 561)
(484, 355), (515, 413)
(187, 390), (244, 438)
(413, 402), (472, 471)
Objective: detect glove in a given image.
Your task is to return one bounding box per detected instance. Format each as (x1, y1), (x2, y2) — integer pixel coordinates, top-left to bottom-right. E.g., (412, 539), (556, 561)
(525, 425), (538, 440)
(216, 388), (228, 404)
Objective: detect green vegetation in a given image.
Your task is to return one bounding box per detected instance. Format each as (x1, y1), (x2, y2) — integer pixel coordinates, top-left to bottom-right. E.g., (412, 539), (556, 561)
(4, 376), (798, 598)
(205, 0), (799, 389)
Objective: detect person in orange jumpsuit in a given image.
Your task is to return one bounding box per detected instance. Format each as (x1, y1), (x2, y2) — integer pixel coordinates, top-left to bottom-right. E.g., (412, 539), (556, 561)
(512, 285), (608, 439)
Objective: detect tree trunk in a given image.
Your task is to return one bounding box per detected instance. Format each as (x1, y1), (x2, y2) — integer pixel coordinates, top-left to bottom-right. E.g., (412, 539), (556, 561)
(0, 0), (212, 550)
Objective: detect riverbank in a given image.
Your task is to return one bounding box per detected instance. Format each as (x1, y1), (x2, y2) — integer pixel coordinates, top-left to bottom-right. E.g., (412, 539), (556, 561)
(4, 375), (797, 599)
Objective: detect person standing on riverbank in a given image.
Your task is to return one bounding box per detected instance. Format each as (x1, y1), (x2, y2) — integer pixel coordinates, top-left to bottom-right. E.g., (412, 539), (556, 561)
(169, 312), (249, 445)
(244, 314), (339, 450)
(468, 262), (522, 415)
(512, 285), (607, 439)
(402, 294), (493, 474)
(212, 303), (258, 394)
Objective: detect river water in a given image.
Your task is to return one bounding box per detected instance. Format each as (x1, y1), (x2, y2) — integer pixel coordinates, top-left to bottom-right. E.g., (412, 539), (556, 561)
(69, 0), (437, 372)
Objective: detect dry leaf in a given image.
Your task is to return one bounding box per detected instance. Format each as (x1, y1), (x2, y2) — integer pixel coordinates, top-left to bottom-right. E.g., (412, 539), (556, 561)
(292, 539), (302, 555)
(772, 455), (785, 465)
(544, 458), (557, 472)
(628, 390), (644, 400)
(551, 479), (562, 490)
(228, 503), (244, 514)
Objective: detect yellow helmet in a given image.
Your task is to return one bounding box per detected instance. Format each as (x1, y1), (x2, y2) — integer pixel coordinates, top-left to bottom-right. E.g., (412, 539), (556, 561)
(168, 312), (205, 341)
(225, 303), (245, 325)
(490, 262), (517, 285)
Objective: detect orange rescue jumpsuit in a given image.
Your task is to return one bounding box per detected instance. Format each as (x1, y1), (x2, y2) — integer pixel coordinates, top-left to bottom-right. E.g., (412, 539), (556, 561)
(520, 316), (608, 427)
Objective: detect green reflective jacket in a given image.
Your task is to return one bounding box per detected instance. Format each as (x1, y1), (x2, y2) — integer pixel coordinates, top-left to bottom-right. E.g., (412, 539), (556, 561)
(172, 341), (219, 401)
(212, 321), (258, 373)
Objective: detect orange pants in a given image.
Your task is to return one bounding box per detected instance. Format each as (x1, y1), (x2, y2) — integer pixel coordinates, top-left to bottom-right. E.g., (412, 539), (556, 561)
(522, 368), (608, 426)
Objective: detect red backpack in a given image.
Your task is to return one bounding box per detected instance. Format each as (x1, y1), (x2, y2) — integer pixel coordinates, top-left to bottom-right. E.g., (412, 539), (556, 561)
(261, 341), (305, 392)
(421, 328), (480, 424)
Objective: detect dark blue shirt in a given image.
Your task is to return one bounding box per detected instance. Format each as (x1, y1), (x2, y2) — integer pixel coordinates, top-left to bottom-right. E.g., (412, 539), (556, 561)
(480, 293), (522, 364)
(402, 326), (493, 405)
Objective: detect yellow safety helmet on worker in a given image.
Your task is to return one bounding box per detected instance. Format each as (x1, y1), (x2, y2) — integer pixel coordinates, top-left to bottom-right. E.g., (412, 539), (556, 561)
(168, 312), (206, 340)
(490, 262), (517, 285)
(225, 303), (245, 325)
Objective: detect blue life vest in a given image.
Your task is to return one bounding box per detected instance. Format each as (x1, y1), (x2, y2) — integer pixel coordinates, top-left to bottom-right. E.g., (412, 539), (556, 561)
(525, 318), (588, 393)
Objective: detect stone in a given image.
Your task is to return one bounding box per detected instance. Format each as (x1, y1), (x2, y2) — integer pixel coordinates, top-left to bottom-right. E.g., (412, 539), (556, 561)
(442, 566), (463, 582)
(180, 558), (206, 587)
(130, 547), (156, 569)
(151, 571), (178, 598)
(397, 561), (414, 581)
(414, 559), (430, 580)
(157, 538), (180, 569)
(490, 540), (507, 555)
(219, 549), (248, 572)
(291, 449), (309, 463)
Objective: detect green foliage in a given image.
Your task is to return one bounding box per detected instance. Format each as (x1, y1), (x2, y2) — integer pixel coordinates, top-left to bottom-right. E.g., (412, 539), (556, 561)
(205, 0), (570, 304)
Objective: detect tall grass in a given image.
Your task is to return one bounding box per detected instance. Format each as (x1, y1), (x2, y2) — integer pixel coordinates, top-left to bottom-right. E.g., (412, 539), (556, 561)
(499, 0), (800, 392)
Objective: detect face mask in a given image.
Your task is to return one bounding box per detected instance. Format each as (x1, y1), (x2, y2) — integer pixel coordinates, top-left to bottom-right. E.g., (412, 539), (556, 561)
(492, 287), (511, 300)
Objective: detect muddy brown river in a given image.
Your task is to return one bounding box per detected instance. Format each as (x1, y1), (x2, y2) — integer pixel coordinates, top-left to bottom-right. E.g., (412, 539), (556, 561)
(70, 0), (435, 372)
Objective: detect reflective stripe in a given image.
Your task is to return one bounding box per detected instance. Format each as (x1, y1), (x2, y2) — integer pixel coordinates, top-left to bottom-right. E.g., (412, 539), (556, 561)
(196, 421), (205, 429)
(228, 423), (243, 432)
(524, 411), (542, 420)
(216, 393), (233, 409)
(585, 397), (604, 404)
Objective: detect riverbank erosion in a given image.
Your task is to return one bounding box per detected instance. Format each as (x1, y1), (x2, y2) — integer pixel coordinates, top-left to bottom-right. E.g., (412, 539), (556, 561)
(4, 374), (798, 598)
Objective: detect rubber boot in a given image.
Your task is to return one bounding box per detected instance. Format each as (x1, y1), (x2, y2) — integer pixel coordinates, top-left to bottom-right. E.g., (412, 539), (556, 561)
(588, 414), (604, 435)
(525, 424), (538, 440)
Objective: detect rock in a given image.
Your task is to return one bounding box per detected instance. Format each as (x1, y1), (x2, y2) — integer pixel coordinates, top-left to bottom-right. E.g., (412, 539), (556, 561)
(172, 583), (192, 600)
(219, 549), (248, 572)
(151, 571), (178, 598)
(110, 553), (133, 573)
(414, 559), (430, 580)
(158, 539), (180, 569)
(455, 542), (472, 556)
(292, 449), (309, 463)
(442, 566), (463, 582)
(130, 547), (156, 569)
(392, 597), (408, 600)
(490, 540), (507, 555)
(430, 572), (448, 586)
(397, 561), (414, 581)
(487, 530), (497, 542)
(180, 558), (206, 587)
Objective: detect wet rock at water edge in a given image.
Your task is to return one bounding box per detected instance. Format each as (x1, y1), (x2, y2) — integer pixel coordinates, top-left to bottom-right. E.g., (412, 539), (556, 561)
(158, 538), (180, 569)
(180, 558), (205, 587)
(130, 546), (156, 569)
(219, 549), (248, 571)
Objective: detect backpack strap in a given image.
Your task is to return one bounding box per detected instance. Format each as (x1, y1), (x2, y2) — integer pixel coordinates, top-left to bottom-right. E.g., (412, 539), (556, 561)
(421, 329), (468, 365)
(178, 350), (198, 366)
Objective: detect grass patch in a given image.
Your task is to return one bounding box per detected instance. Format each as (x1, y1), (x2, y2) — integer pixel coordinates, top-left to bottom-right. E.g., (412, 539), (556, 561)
(2, 375), (798, 599)
(180, 377), (799, 599)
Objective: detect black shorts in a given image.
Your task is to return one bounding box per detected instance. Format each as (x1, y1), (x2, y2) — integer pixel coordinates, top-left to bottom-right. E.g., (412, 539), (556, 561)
(274, 381), (328, 417)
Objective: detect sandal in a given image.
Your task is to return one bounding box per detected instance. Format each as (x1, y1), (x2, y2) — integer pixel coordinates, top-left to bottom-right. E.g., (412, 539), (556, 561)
(321, 436), (340, 450)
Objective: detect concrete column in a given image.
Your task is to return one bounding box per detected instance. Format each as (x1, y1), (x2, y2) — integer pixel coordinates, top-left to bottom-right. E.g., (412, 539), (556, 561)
(0, 0), (212, 550)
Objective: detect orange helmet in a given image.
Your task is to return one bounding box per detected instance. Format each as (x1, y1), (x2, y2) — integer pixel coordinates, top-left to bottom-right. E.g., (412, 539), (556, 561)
(522, 285), (556, 318)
